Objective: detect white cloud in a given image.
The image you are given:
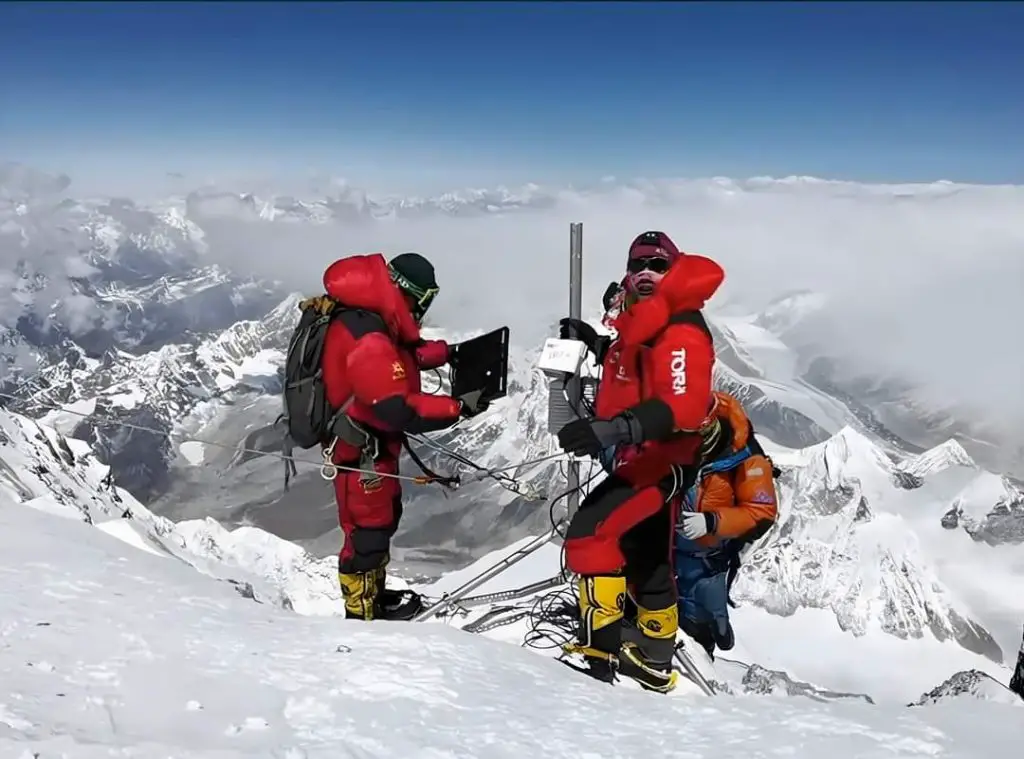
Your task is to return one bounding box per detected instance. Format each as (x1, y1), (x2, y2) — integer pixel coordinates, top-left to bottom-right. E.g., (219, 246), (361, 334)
(189, 176), (1024, 436)
(62, 253), (100, 279)
(55, 293), (102, 335)
(6, 167), (1022, 442)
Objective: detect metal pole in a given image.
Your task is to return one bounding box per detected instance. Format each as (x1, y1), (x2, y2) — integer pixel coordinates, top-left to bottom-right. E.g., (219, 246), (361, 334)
(413, 526), (563, 623)
(569, 223), (583, 322)
(412, 224), (585, 625)
(567, 222), (583, 519)
(673, 648), (717, 696)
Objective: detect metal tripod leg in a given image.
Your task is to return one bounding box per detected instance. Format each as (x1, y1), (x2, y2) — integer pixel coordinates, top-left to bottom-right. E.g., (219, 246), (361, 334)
(673, 646), (716, 696)
(413, 523), (565, 623)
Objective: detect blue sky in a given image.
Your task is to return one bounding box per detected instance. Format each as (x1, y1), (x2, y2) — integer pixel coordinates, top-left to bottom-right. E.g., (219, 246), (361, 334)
(1, 1), (1022, 194)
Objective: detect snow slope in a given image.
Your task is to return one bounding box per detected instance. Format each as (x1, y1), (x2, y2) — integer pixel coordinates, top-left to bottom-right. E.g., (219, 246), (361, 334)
(418, 520), (1019, 705)
(5, 502), (1024, 758)
(0, 403), (343, 615)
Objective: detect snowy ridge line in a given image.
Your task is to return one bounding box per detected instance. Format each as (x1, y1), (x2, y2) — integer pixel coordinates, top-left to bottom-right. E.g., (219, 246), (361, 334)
(0, 389), (401, 479)
(0, 388), (568, 487)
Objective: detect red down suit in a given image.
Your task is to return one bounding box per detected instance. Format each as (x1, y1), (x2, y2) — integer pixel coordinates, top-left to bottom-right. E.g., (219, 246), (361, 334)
(563, 253), (724, 674)
(319, 254), (461, 615)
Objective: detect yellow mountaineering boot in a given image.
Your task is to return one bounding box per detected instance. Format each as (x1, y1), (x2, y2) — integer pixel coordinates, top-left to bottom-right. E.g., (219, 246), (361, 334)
(562, 575), (627, 680)
(339, 567), (383, 620)
(340, 565), (423, 621)
(619, 603), (680, 693)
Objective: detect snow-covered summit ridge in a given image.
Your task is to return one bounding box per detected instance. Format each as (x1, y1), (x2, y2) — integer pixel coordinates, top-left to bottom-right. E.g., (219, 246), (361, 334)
(7, 500), (1024, 758)
(901, 438), (976, 477)
(731, 422), (1024, 662)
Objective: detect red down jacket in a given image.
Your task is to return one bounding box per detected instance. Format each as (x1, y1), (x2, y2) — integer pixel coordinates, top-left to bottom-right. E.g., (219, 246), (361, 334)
(595, 253), (724, 486)
(320, 253), (461, 461)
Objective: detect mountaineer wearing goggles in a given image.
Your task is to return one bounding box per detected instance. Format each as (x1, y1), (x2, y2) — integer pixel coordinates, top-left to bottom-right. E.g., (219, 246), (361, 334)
(289, 251), (488, 621)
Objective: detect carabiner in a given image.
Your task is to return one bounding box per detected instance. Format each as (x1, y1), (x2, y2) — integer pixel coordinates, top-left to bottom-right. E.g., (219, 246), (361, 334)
(320, 439), (339, 482)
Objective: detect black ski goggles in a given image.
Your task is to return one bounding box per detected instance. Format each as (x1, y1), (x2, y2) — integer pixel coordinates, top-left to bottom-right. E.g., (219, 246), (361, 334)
(390, 268), (439, 320)
(626, 256), (671, 275)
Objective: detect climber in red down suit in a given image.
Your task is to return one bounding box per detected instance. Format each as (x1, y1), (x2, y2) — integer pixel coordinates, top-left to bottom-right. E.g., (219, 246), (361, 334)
(319, 252), (489, 621)
(556, 231), (724, 692)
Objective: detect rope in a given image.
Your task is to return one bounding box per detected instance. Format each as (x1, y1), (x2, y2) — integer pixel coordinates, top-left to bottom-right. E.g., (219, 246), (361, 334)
(522, 583), (580, 651)
(407, 432), (562, 501)
(0, 389), (571, 490)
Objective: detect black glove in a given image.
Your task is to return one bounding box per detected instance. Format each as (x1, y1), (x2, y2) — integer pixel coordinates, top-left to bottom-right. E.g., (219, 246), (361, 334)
(557, 415), (633, 458)
(457, 389), (489, 418)
(559, 317), (597, 347)
(559, 318), (611, 364)
(602, 281), (622, 312)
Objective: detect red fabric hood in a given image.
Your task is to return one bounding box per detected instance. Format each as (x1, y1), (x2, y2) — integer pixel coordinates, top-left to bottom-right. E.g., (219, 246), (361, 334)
(322, 253), (421, 343)
(613, 254), (724, 345)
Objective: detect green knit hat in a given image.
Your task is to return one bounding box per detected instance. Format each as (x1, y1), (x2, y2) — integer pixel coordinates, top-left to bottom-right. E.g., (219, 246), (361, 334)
(387, 252), (439, 321)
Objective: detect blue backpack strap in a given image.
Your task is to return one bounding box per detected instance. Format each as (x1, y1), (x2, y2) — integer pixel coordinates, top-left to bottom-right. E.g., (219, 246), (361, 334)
(702, 445), (752, 475)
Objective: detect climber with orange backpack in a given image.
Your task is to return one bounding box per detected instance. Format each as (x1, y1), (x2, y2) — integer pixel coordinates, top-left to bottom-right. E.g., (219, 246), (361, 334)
(674, 391), (780, 658)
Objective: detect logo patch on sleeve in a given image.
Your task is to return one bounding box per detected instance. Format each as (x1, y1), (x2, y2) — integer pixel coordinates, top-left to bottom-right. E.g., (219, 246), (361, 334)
(669, 349), (687, 395)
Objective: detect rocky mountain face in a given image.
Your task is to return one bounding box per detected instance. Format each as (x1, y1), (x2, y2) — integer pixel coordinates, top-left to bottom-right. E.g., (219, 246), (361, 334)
(734, 426), (1015, 662)
(1011, 627), (1024, 699)
(908, 669), (1022, 707)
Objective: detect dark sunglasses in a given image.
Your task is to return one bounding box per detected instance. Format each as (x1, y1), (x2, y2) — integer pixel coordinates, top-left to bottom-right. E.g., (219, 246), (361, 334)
(627, 256), (670, 275)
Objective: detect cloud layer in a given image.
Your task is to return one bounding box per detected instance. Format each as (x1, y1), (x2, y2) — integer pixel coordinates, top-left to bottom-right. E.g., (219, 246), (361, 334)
(4, 166), (1023, 440)
(188, 176), (1024, 433)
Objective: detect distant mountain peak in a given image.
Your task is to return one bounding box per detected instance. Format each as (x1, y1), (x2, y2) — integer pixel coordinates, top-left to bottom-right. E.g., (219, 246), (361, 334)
(901, 438), (976, 477)
(909, 669), (1022, 707)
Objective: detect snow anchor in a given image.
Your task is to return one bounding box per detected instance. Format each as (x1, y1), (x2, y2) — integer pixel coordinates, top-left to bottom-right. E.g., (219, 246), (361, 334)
(446, 574), (567, 613)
